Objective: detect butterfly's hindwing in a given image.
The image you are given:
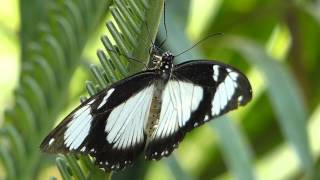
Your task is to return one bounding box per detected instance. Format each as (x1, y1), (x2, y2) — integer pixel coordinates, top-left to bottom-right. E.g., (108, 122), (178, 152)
(40, 71), (160, 171)
(145, 60), (252, 160)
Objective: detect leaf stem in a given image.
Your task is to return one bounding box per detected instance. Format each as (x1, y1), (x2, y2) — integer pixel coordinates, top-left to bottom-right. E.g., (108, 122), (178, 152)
(129, 0), (165, 74)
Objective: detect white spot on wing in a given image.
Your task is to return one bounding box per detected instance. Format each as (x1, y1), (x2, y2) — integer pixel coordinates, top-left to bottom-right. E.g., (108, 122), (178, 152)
(88, 99), (95, 105)
(173, 143), (177, 148)
(211, 86), (221, 115)
(194, 122), (198, 127)
(64, 105), (92, 150)
(204, 115), (209, 121)
(105, 85), (154, 150)
(211, 71), (239, 116)
(213, 65), (219, 81)
(97, 88), (115, 109)
(49, 138), (55, 146)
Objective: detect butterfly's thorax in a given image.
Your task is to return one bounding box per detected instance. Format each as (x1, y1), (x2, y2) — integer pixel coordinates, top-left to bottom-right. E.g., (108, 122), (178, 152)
(152, 52), (174, 80)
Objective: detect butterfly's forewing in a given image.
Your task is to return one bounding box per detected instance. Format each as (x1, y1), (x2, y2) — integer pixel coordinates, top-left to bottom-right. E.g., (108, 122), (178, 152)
(145, 60), (252, 160)
(40, 71), (160, 171)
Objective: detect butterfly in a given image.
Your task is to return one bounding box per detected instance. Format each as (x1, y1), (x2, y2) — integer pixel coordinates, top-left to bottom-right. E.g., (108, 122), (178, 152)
(40, 50), (252, 171)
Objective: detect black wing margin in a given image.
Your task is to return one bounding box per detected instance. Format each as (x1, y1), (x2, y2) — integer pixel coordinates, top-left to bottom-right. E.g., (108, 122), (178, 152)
(145, 60), (252, 160)
(40, 71), (159, 171)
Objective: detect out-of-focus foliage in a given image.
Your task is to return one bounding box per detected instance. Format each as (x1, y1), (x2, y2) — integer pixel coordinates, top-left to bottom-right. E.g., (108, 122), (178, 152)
(0, 0), (319, 180)
(0, 0), (111, 179)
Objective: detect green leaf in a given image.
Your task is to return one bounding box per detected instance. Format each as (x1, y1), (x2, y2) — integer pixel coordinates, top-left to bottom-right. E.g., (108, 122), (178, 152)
(1, 0), (110, 179)
(212, 118), (255, 180)
(1, 125), (27, 172)
(303, 1), (320, 25)
(165, 157), (193, 180)
(56, 157), (73, 180)
(0, 146), (16, 180)
(225, 36), (314, 175)
(65, 155), (86, 180)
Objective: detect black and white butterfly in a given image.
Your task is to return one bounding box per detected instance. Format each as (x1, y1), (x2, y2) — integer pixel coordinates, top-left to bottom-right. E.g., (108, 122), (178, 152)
(40, 50), (252, 171)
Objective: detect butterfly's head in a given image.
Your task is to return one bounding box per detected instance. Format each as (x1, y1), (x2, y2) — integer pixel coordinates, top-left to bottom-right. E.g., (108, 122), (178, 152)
(151, 51), (174, 78)
(161, 52), (174, 64)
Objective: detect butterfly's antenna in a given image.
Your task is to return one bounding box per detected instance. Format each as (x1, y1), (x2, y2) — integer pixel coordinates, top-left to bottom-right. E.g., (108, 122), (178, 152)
(159, 2), (167, 48)
(144, 21), (154, 47)
(106, 48), (148, 69)
(174, 32), (224, 57)
(144, 21), (160, 56)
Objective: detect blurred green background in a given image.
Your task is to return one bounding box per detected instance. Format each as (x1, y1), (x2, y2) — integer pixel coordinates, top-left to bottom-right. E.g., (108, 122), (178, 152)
(0, 0), (319, 179)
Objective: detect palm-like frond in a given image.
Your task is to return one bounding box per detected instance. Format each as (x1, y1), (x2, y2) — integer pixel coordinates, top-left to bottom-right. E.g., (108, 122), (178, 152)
(1, 0), (109, 179)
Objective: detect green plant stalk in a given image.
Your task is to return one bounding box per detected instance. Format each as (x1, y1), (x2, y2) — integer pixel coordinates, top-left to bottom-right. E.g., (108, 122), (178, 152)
(129, 0), (164, 74)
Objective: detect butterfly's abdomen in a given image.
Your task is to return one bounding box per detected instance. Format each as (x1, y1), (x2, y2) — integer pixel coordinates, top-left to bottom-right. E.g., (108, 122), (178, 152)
(144, 82), (164, 138)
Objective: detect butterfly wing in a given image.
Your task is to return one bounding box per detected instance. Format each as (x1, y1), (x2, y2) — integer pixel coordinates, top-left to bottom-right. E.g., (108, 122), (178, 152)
(145, 60), (252, 160)
(40, 71), (160, 171)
